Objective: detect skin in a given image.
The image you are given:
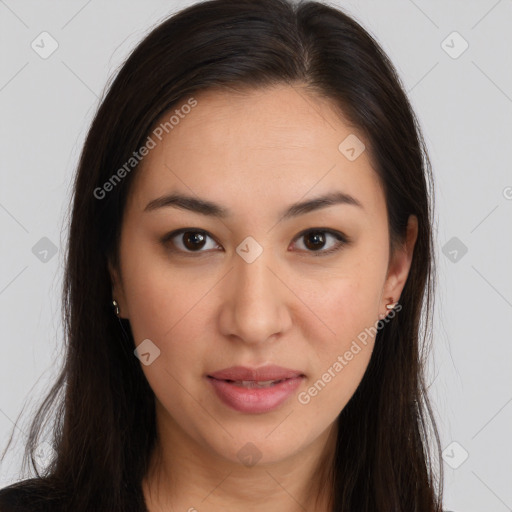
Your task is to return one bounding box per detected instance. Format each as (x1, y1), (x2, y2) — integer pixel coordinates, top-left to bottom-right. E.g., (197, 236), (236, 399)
(109, 84), (418, 511)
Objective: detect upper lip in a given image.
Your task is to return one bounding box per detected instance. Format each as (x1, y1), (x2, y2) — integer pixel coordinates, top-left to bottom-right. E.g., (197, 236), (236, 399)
(207, 365), (305, 381)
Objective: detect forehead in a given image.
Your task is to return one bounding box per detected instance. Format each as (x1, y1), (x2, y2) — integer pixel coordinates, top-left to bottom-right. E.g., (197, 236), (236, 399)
(128, 84), (385, 219)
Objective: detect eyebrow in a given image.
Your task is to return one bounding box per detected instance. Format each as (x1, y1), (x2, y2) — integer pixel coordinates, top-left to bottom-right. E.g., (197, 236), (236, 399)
(144, 190), (364, 220)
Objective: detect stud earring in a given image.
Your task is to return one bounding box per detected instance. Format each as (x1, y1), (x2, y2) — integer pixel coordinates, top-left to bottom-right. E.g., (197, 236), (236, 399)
(112, 299), (120, 317)
(379, 298), (397, 319)
(385, 300), (398, 310)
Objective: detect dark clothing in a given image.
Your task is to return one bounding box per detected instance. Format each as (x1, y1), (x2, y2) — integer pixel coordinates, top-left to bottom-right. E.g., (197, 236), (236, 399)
(0, 479), (148, 512)
(0, 480), (456, 511)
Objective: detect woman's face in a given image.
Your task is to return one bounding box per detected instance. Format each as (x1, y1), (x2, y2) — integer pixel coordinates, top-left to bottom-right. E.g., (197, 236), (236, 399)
(110, 84), (417, 467)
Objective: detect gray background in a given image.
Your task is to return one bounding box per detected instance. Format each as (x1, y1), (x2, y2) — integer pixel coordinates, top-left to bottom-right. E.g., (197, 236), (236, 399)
(1, 1), (511, 510)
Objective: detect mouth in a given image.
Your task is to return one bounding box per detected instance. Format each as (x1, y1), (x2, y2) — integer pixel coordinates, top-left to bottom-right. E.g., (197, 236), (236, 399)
(207, 364), (305, 382)
(207, 377), (293, 389)
(206, 366), (305, 413)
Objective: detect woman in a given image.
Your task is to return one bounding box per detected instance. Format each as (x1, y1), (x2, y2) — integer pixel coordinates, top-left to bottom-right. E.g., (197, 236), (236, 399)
(0, 0), (444, 510)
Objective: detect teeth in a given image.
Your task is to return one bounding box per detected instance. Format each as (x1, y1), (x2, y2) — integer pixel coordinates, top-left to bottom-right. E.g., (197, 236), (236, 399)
(229, 379), (284, 388)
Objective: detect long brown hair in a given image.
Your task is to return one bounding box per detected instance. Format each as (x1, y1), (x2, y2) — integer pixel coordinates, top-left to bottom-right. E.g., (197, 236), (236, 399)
(1, 0), (443, 510)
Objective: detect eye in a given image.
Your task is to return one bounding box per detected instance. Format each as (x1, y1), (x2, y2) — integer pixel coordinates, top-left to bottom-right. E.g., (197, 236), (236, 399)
(161, 228), (350, 256)
(291, 228), (349, 256)
(162, 229), (221, 254)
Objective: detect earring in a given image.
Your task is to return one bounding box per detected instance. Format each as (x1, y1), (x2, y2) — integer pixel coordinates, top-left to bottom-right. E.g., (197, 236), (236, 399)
(385, 299), (398, 310)
(112, 299), (120, 317)
(379, 298), (397, 319)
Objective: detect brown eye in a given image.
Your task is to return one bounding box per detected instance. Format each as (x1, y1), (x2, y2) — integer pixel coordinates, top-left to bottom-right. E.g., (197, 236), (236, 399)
(292, 229), (349, 256)
(181, 231), (207, 251)
(162, 229), (220, 254)
(303, 231), (327, 251)
(161, 228), (349, 257)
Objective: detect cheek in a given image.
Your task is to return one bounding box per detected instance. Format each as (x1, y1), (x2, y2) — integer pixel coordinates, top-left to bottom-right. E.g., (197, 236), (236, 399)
(124, 268), (212, 366)
(123, 265), (212, 420)
(119, 232), (210, 344)
(296, 251), (386, 415)
(296, 284), (377, 425)
(120, 247), (219, 397)
(305, 252), (385, 349)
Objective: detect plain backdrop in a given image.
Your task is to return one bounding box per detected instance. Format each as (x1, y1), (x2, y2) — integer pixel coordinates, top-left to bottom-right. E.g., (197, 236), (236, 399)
(1, 1), (511, 511)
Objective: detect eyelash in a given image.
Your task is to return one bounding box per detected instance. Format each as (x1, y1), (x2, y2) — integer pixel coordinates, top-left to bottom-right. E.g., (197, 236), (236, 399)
(160, 228), (350, 257)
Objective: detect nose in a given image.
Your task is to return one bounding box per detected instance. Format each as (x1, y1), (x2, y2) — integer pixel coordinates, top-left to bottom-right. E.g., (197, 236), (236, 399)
(218, 251), (293, 345)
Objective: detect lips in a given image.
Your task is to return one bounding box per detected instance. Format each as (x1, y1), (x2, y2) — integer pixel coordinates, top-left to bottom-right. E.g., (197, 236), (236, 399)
(206, 365), (305, 413)
(207, 365), (305, 382)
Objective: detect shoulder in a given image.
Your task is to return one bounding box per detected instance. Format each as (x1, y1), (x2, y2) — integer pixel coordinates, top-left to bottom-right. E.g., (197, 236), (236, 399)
(0, 479), (53, 512)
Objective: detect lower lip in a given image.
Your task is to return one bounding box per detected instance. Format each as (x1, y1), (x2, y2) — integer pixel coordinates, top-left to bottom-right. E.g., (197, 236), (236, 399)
(207, 376), (304, 413)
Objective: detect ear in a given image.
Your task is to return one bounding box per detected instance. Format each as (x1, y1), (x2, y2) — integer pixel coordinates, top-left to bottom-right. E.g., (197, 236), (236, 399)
(379, 214), (418, 319)
(108, 257), (129, 319)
